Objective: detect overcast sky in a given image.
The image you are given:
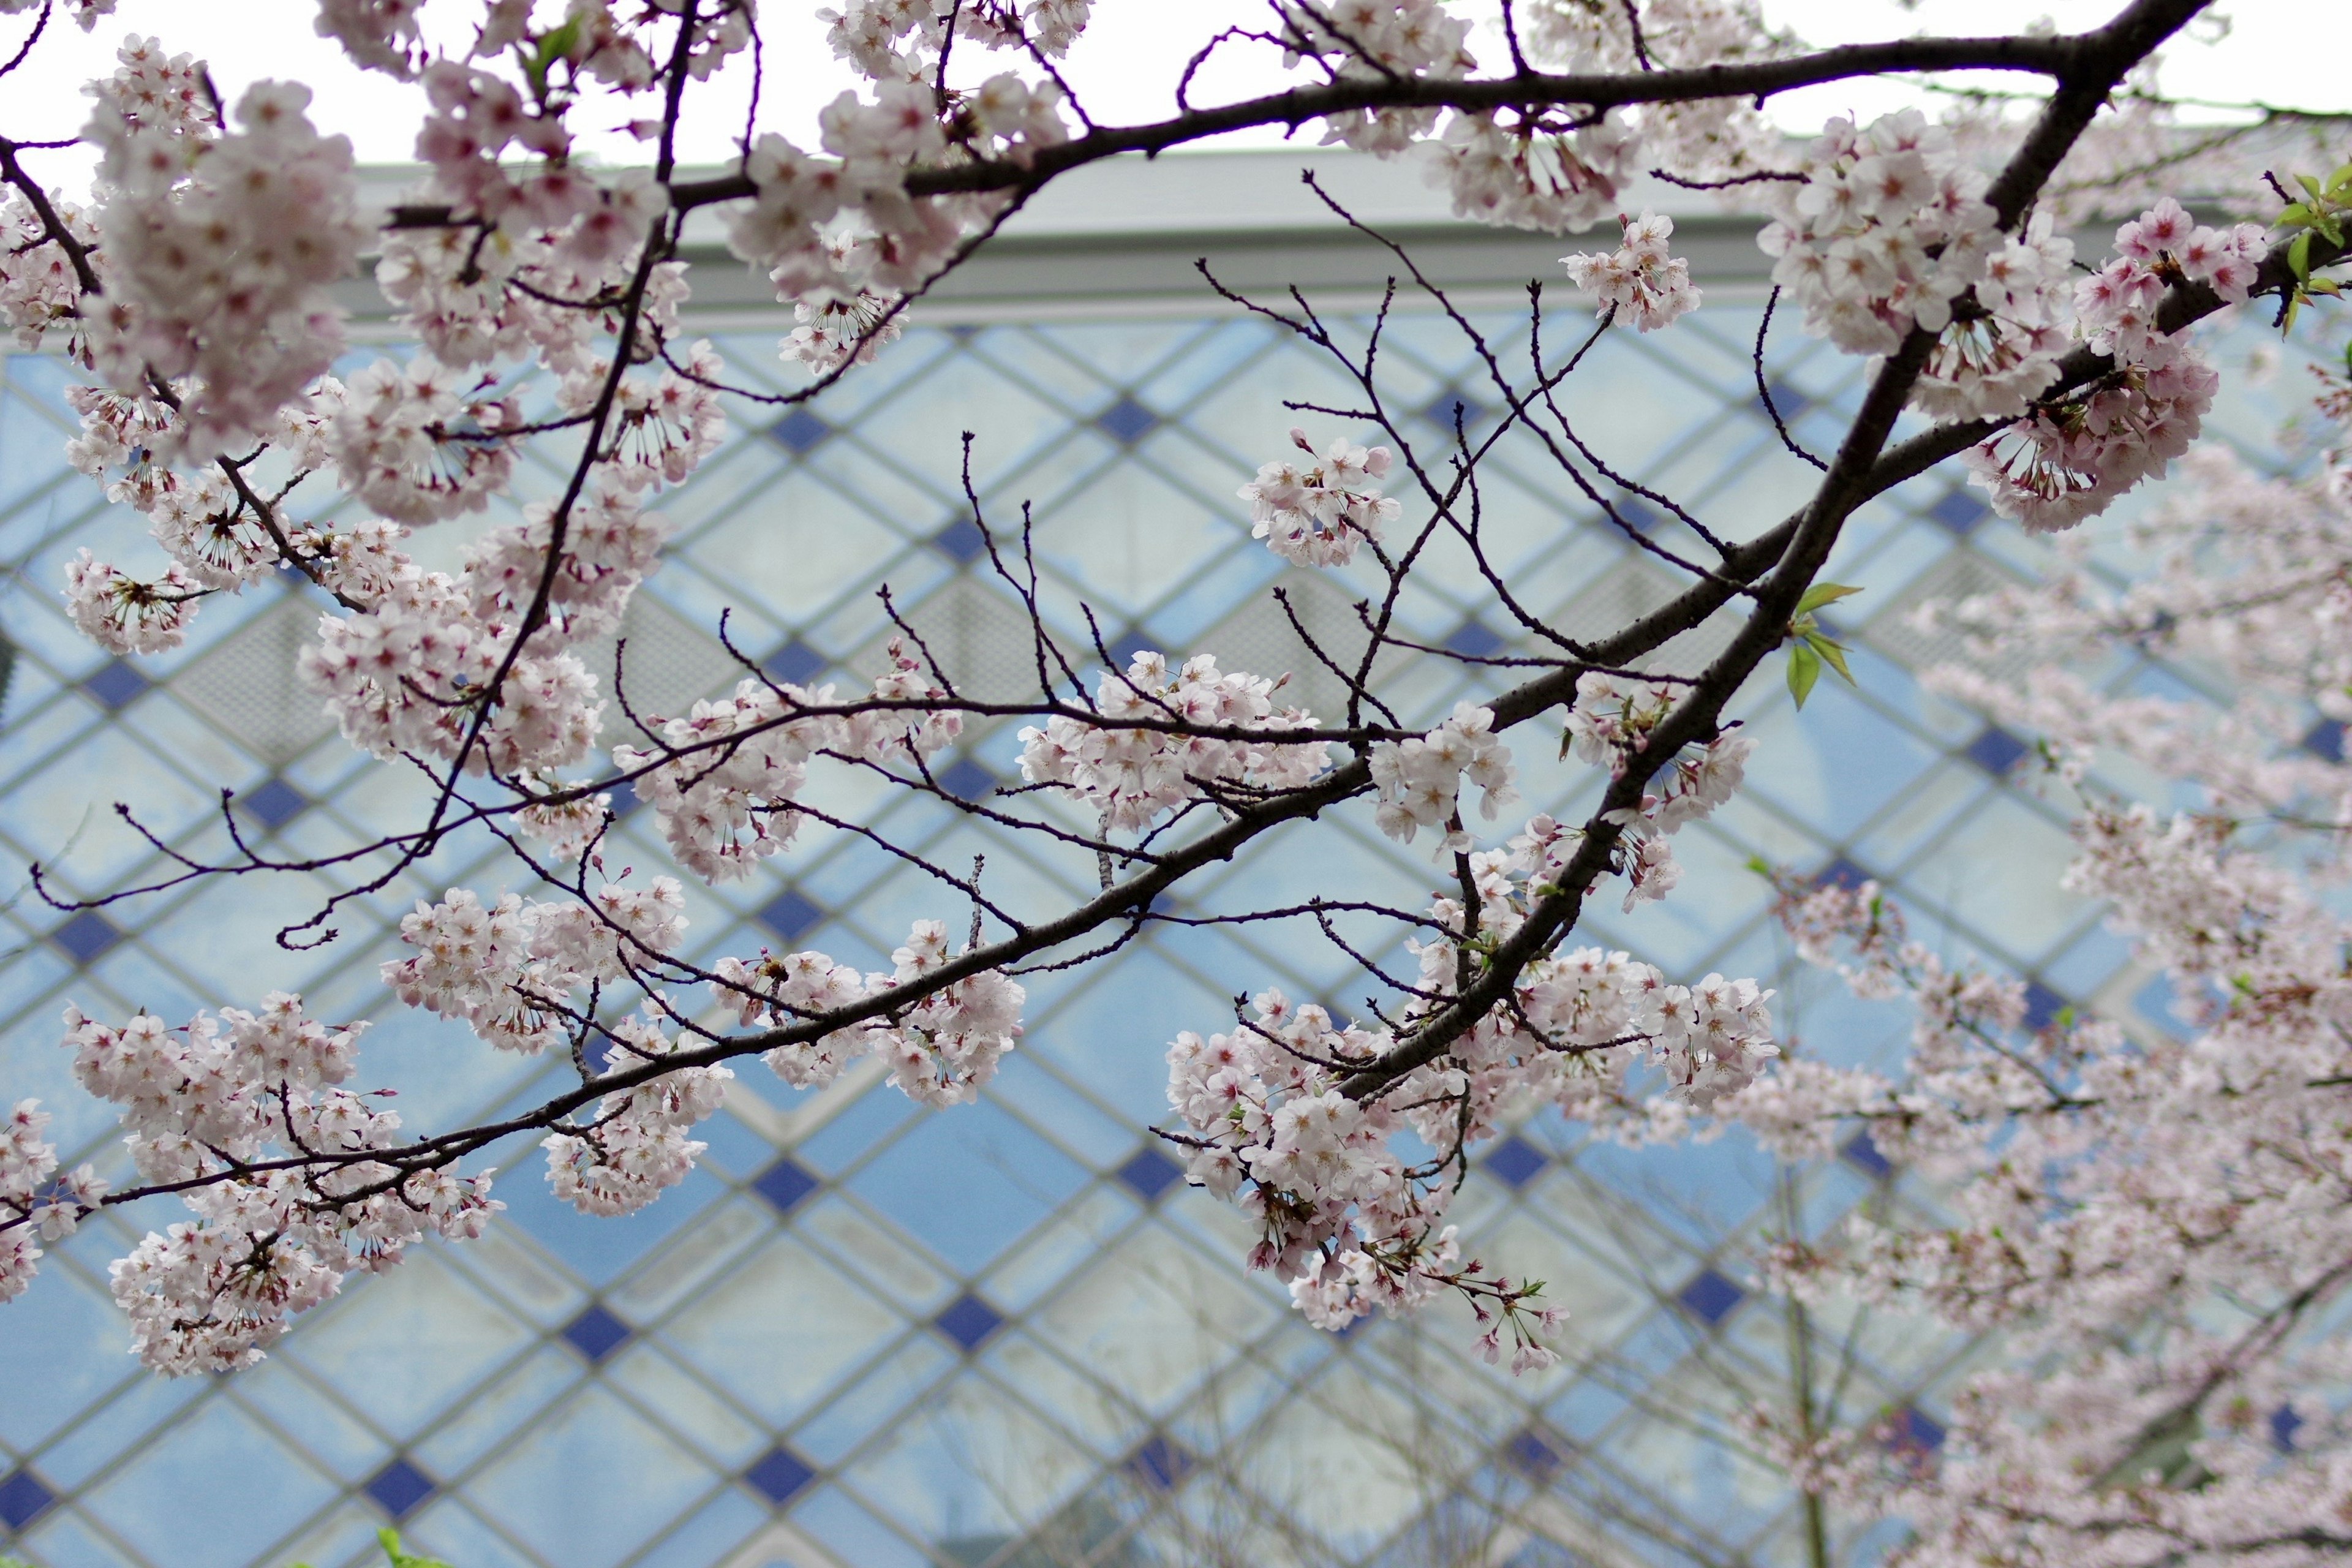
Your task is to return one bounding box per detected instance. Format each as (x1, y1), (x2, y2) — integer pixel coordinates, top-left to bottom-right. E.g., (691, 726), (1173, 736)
(2, 0), (2342, 191)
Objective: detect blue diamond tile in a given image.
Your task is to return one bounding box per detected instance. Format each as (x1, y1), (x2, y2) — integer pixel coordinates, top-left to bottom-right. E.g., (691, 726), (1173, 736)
(1929, 489), (1988, 533)
(933, 1292), (1003, 1352)
(758, 890), (824, 942)
(1964, 725), (2030, 777)
(2023, 981), (2069, 1031)
(1611, 496), (1662, 534)
(0, 1467), (55, 1530)
(51, 910), (121, 965)
(1107, 629), (1153, 669)
(1886, 1405), (1945, 1455)
(2305, 719), (2346, 763)
(1764, 379), (1812, 417)
(239, 776), (309, 829)
(605, 777), (641, 817)
(766, 408), (831, 454)
(1421, 389), (1485, 430)
(2273, 1404), (2304, 1451)
(763, 639), (827, 685)
(1126, 1434), (1190, 1491)
(1095, 396), (1158, 443)
(84, 658), (149, 709)
(752, 1156), (818, 1215)
(938, 757), (995, 801)
(744, 1445), (815, 1505)
(1506, 1429), (1565, 1477)
(364, 1457), (434, 1520)
(1114, 1145), (1183, 1202)
(1814, 855), (1871, 891)
(932, 516), (990, 564)
(562, 1303), (631, 1363)
(1442, 619), (1504, 660)
(1839, 1127), (1893, 1178)
(1483, 1134), (1547, 1189)
(1676, 1268), (1745, 1325)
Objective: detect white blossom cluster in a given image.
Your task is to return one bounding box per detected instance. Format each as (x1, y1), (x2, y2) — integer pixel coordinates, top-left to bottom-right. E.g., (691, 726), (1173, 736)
(1962, 198), (2260, 532)
(60, 998), (499, 1371)
(616, 642), (964, 883)
(1367, 701), (1518, 851)
(1561, 210), (1702, 333)
(720, 919), (1027, 1108)
(1237, 427), (1401, 567)
(1019, 650), (1330, 834)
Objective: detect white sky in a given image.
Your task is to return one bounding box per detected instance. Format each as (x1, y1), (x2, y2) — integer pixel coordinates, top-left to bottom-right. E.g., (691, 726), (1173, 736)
(1, 0), (2343, 194)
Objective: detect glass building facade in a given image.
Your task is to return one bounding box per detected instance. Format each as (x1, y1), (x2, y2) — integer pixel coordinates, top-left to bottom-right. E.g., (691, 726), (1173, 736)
(0, 152), (2313, 1568)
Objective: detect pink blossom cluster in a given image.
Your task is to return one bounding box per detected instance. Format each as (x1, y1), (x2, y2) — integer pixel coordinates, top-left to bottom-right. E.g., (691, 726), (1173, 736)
(1920, 448), (2352, 831)
(298, 520), (608, 778)
(1019, 650), (1330, 834)
(543, 1014), (734, 1218)
(0, 192), (95, 351)
(83, 72), (367, 461)
(1524, 0), (1787, 187)
(1366, 701), (1518, 850)
(325, 356), (523, 524)
(0, 0), (116, 29)
(1238, 427), (1402, 567)
(382, 877), (690, 1055)
(617, 643), (964, 883)
(62, 548), (202, 656)
(1963, 198), (2260, 532)
(374, 224), (691, 379)
(60, 998), (499, 1371)
(1431, 111), (1637, 235)
(1166, 837), (1774, 1354)
(718, 919), (1027, 1107)
(1758, 111), (2006, 368)
(723, 59), (1067, 369)
(820, 0), (1093, 83)
(2, 1101), (79, 1305)
(1561, 211), (1702, 333)
(1294, 0), (1476, 159)
(1559, 671), (1752, 908)
(1720, 829), (2352, 1565)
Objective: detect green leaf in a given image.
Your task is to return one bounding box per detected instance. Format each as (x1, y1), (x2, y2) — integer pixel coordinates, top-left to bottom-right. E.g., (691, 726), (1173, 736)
(2329, 160), (2352, 193)
(2290, 231), (2314, 283)
(1744, 854), (1774, 878)
(2280, 202), (2315, 227)
(1795, 581), (1865, 617)
(2316, 213), (2346, 248)
(2299, 172), (2326, 205)
(1806, 631), (1856, 687)
(378, 1529), (454, 1568)
(1787, 640), (1822, 708)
